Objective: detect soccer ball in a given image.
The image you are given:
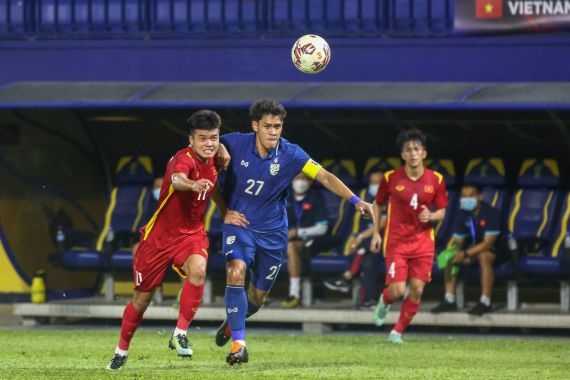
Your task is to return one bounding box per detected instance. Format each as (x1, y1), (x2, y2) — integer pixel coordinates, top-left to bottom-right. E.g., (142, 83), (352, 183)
(291, 34), (331, 74)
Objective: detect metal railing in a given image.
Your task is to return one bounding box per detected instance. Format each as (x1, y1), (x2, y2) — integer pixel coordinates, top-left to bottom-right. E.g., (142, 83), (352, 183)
(0, 0), (452, 38)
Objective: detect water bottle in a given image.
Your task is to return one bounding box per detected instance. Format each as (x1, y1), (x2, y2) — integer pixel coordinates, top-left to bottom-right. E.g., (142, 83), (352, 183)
(507, 233), (518, 252)
(31, 270), (46, 304)
(56, 225), (65, 252)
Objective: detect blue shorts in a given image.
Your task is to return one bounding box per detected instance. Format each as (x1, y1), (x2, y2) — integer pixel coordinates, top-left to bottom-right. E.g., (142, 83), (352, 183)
(222, 224), (288, 291)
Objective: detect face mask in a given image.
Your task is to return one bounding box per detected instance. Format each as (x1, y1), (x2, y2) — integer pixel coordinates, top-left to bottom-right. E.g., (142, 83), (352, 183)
(292, 179), (310, 194)
(153, 188), (161, 201)
(368, 184), (379, 197)
(460, 197), (478, 211)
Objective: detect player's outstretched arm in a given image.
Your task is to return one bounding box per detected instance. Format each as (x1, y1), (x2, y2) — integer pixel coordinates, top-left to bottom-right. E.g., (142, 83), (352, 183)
(171, 172), (213, 193)
(313, 167), (375, 222)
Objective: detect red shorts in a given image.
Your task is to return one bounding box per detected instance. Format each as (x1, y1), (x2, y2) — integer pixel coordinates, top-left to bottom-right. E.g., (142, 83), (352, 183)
(132, 235), (209, 292)
(384, 254), (433, 284)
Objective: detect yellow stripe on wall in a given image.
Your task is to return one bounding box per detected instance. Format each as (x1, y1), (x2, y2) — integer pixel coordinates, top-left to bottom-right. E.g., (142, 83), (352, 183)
(131, 188), (148, 232)
(508, 190), (522, 233)
(0, 239), (30, 293)
(96, 188), (118, 251)
(536, 191), (553, 238)
(551, 193), (570, 258)
(331, 198), (347, 236)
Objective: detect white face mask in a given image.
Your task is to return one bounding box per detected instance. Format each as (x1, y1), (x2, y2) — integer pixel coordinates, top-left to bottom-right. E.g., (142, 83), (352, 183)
(368, 184), (379, 197)
(292, 179), (310, 194)
(153, 188), (161, 201)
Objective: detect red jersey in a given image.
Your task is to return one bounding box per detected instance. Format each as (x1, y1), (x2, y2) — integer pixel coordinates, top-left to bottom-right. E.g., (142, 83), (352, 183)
(374, 166), (447, 257)
(140, 146), (218, 249)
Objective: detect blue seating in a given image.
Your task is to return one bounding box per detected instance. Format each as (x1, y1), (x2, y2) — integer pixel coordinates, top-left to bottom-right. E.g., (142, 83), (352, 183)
(60, 156), (155, 271)
(389, 0), (451, 35)
(319, 159), (358, 224)
(508, 159), (564, 276)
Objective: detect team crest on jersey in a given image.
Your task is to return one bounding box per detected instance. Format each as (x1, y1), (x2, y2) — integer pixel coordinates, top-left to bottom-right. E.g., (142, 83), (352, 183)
(396, 185), (405, 191)
(424, 185), (434, 193)
(270, 158), (280, 176)
(226, 236), (236, 245)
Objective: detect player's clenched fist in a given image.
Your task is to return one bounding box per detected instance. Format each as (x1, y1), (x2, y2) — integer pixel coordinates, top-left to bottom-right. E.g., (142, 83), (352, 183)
(370, 232), (382, 254)
(190, 179), (214, 193)
(356, 201), (375, 222)
(418, 205), (431, 223)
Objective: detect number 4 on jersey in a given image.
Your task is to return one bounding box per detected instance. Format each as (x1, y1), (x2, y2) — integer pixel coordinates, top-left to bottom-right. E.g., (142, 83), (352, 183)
(410, 193), (418, 210)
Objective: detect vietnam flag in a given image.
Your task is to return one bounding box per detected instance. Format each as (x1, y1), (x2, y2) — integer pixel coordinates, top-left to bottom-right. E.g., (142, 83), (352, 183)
(475, 0), (502, 19)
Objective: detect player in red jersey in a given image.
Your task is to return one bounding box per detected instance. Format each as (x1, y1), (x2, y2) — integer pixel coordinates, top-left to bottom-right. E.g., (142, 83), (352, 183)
(107, 110), (232, 370)
(370, 129), (448, 344)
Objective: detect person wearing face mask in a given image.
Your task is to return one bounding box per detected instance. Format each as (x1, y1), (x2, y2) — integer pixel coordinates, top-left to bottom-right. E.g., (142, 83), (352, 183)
(323, 170), (386, 309)
(281, 173), (329, 308)
(431, 183), (501, 316)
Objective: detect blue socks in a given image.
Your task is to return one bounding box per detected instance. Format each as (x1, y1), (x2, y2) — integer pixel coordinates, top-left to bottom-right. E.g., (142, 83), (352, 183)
(225, 285), (247, 342)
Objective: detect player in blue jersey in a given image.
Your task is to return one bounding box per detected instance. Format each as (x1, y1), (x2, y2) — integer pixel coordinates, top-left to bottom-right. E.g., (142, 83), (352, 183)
(211, 99), (374, 365)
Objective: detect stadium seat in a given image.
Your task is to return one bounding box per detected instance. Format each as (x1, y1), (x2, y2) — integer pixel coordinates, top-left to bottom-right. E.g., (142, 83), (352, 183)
(362, 156), (401, 184)
(507, 159), (568, 310)
(388, 0), (451, 36)
(59, 156), (155, 301)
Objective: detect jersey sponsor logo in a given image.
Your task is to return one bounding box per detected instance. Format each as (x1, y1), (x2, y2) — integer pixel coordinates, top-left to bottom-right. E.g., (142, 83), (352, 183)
(396, 185), (405, 191)
(241, 160), (249, 167)
(227, 307), (238, 313)
(224, 249), (234, 256)
(226, 236), (236, 245)
(270, 161), (280, 176)
(424, 185), (434, 193)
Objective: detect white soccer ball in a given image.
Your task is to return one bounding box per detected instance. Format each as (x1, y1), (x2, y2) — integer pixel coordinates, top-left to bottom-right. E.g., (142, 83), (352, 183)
(291, 34), (331, 74)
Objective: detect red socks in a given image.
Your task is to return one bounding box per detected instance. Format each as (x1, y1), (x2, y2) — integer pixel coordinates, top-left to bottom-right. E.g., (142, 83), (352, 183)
(176, 281), (204, 330)
(118, 302), (144, 350)
(393, 297), (420, 334)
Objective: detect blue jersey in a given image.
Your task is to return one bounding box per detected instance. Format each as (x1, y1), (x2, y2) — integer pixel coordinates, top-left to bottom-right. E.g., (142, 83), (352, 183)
(221, 132), (317, 232)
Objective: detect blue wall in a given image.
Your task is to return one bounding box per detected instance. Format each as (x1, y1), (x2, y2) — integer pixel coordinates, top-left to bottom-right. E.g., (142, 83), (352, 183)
(1, 35), (570, 84)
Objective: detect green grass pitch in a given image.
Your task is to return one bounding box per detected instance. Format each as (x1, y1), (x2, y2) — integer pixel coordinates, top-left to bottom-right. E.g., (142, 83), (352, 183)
(0, 329), (568, 379)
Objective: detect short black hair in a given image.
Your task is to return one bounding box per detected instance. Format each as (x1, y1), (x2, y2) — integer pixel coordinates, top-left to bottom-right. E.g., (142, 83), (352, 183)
(187, 110), (221, 135)
(249, 98), (286, 122)
(396, 129), (427, 151)
(462, 182), (483, 194)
